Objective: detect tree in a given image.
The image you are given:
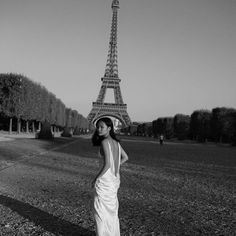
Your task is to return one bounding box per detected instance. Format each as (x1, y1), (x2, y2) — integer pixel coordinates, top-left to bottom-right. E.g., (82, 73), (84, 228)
(211, 107), (236, 143)
(0, 73), (88, 136)
(231, 111), (236, 146)
(190, 110), (211, 142)
(61, 108), (73, 137)
(152, 117), (174, 139)
(173, 114), (190, 140)
(0, 74), (24, 133)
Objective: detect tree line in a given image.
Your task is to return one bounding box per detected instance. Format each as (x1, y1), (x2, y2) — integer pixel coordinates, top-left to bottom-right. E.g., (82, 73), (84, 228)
(123, 108), (236, 145)
(0, 73), (89, 134)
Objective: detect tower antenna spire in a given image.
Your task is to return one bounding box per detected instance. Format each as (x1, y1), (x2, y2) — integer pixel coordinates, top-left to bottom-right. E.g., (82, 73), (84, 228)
(104, 0), (120, 78)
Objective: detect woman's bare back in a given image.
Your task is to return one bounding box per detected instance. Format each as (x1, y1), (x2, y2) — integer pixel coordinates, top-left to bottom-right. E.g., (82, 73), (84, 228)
(109, 139), (120, 177)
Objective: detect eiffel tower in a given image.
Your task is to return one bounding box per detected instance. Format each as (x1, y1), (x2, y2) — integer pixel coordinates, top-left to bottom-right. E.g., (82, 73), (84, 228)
(87, 0), (131, 127)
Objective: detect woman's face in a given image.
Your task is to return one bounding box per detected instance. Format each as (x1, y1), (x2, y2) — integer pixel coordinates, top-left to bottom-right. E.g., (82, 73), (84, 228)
(97, 121), (111, 137)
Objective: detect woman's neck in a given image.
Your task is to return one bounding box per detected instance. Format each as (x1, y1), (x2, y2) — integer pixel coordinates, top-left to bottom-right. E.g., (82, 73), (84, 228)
(103, 133), (111, 139)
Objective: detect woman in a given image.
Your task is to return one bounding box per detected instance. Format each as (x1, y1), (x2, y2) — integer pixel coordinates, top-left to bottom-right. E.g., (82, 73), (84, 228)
(91, 117), (128, 236)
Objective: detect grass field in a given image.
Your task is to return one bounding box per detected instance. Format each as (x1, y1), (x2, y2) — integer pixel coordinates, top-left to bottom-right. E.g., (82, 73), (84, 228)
(0, 134), (235, 235)
(75, 136), (236, 235)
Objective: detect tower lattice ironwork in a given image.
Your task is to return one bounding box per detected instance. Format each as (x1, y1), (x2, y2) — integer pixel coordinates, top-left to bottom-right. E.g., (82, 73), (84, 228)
(87, 0), (131, 127)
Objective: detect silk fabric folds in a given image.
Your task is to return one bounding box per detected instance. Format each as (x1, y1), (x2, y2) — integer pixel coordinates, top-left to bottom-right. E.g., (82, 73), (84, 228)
(94, 142), (121, 236)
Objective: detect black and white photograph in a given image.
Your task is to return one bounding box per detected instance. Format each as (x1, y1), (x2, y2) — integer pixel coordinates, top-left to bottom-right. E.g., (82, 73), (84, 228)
(0, 0), (235, 235)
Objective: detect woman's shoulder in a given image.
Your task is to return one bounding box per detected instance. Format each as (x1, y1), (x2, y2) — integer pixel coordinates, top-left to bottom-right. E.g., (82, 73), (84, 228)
(101, 138), (119, 147)
(101, 138), (109, 145)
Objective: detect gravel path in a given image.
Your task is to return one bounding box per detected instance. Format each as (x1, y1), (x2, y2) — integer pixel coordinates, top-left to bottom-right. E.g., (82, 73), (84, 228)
(0, 137), (159, 235)
(0, 138), (95, 235)
(0, 136), (235, 235)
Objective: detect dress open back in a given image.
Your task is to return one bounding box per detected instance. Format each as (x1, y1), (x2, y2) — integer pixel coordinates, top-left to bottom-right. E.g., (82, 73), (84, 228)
(93, 141), (121, 236)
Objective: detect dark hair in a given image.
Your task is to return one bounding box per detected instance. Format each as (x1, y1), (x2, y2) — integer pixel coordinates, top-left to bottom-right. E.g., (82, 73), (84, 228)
(92, 117), (119, 146)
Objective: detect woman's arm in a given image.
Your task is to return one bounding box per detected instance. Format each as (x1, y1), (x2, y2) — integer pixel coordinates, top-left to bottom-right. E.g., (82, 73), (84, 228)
(92, 139), (110, 187)
(120, 145), (128, 165)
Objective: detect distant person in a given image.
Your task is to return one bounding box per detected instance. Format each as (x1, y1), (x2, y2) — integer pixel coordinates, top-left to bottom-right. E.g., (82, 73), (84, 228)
(91, 117), (129, 236)
(160, 134), (164, 145)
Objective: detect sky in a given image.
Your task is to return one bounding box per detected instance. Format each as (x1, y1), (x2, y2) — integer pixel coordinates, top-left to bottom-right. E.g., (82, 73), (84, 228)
(0, 0), (236, 122)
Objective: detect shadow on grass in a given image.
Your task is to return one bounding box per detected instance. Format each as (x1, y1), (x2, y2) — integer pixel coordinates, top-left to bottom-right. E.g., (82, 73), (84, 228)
(0, 195), (95, 236)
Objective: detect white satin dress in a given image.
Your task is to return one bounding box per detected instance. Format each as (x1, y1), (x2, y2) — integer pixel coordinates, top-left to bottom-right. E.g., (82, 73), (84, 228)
(93, 141), (121, 236)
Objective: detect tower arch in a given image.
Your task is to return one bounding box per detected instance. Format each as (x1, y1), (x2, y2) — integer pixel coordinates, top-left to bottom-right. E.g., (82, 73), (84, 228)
(92, 113), (126, 128)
